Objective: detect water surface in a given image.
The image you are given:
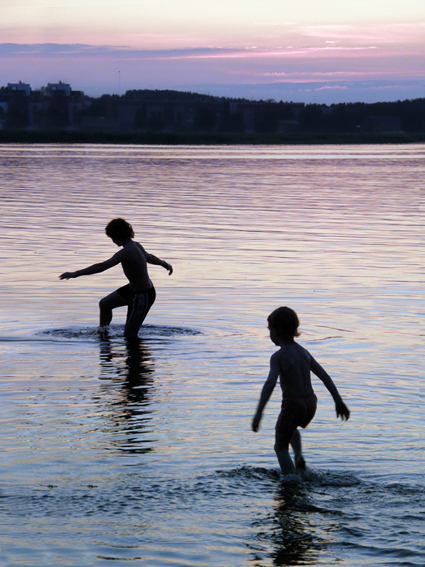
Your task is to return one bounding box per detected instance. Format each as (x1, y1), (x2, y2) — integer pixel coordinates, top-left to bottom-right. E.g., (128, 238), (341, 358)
(0, 144), (424, 566)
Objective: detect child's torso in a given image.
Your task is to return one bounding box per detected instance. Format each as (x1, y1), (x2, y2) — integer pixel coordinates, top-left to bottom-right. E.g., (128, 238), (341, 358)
(121, 241), (152, 291)
(278, 343), (314, 398)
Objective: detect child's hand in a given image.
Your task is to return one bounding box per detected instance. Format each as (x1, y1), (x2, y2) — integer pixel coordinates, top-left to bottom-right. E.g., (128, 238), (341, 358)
(59, 271), (78, 280)
(336, 400), (350, 421)
(252, 413), (261, 432)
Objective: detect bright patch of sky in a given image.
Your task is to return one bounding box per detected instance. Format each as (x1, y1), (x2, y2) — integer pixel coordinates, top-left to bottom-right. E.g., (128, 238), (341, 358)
(3, 0), (425, 45)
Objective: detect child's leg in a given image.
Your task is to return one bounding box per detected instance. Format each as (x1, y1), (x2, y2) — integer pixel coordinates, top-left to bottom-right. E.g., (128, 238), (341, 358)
(274, 427), (296, 475)
(124, 288), (156, 338)
(99, 291), (127, 327)
(290, 429), (306, 470)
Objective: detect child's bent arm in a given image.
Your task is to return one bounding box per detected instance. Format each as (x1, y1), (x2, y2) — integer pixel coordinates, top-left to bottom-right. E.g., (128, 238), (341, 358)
(144, 251), (173, 275)
(310, 356), (350, 421)
(310, 356), (342, 403)
(252, 353), (280, 432)
(136, 242), (172, 274)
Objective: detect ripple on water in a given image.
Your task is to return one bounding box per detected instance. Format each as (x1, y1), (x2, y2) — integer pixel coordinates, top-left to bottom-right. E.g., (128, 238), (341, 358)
(1, 462), (424, 565)
(38, 323), (202, 340)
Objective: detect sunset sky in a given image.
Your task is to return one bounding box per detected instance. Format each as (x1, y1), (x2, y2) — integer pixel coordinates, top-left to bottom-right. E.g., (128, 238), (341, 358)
(1, 0), (425, 103)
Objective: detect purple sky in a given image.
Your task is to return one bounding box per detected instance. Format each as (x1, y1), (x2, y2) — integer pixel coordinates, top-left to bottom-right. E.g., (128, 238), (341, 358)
(2, 1), (425, 103)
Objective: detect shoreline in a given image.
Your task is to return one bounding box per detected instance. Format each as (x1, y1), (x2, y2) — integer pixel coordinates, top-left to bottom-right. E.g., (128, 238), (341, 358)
(1, 130), (425, 145)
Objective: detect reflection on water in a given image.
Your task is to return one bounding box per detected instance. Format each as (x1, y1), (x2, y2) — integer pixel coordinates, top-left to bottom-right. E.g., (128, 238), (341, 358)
(252, 485), (323, 566)
(99, 337), (155, 454)
(0, 144), (424, 567)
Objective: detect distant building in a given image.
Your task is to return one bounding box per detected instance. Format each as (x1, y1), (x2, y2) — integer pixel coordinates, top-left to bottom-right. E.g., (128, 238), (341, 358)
(43, 81), (71, 97)
(229, 101), (304, 133)
(173, 102), (198, 130)
(1, 82), (32, 128)
(7, 81), (31, 96)
(0, 102), (7, 128)
(31, 82), (86, 128)
(276, 119), (300, 133)
(117, 100), (141, 130)
(79, 116), (117, 131)
(363, 116), (402, 133)
(229, 102), (257, 133)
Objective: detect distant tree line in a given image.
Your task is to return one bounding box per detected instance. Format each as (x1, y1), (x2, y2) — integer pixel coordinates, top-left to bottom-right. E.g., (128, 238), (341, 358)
(73, 90), (425, 133)
(297, 99), (425, 133)
(1, 84), (425, 133)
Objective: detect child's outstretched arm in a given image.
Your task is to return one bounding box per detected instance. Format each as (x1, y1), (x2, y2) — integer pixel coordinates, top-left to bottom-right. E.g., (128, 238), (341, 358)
(310, 357), (350, 421)
(59, 250), (124, 280)
(252, 352), (280, 432)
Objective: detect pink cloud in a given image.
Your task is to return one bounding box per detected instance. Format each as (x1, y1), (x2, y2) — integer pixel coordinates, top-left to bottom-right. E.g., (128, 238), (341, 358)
(301, 23), (425, 46)
(315, 85), (348, 91)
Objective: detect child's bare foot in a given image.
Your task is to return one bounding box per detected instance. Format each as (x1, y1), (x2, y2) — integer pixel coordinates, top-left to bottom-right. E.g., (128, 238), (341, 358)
(295, 456), (306, 471)
(283, 473), (302, 485)
(96, 326), (109, 339)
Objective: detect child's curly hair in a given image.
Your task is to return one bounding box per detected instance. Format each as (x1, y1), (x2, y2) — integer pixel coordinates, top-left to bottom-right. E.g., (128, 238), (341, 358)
(105, 218), (134, 240)
(267, 306), (300, 338)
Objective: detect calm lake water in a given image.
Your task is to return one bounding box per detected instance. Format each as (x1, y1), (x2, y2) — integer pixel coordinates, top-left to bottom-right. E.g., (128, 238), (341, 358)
(0, 144), (424, 566)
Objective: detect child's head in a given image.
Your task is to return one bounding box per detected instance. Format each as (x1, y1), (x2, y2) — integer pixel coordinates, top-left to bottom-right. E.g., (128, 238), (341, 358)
(267, 306), (300, 340)
(105, 218), (134, 241)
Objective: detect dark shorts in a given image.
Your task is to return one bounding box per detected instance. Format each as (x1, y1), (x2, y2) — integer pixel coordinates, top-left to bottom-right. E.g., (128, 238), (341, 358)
(276, 392), (317, 442)
(117, 284), (156, 336)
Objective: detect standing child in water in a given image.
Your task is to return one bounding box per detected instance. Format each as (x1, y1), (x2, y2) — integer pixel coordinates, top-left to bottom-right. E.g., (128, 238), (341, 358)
(252, 307), (350, 480)
(59, 218), (173, 338)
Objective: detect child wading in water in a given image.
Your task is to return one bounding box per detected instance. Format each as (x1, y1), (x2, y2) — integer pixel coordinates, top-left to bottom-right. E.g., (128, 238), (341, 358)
(59, 218), (173, 338)
(252, 307), (350, 481)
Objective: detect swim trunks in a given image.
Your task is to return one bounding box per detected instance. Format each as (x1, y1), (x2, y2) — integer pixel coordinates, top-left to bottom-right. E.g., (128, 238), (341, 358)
(117, 284), (156, 336)
(275, 392), (317, 442)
